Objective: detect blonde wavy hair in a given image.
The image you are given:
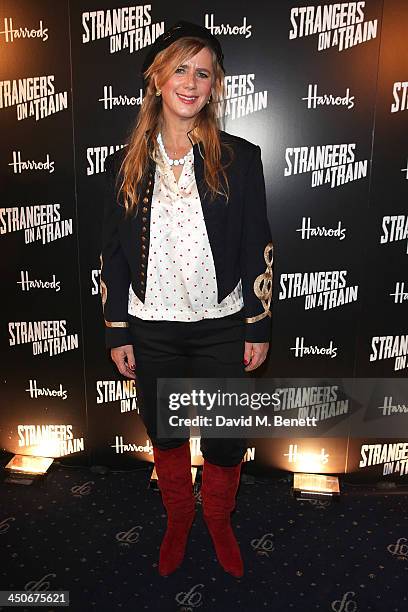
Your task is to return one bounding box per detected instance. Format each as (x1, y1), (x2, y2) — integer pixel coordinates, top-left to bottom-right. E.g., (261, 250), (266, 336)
(117, 37), (233, 217)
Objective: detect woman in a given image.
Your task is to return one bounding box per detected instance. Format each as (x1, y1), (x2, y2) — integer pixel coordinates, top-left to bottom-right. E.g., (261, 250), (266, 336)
(100, 20), (273, 578)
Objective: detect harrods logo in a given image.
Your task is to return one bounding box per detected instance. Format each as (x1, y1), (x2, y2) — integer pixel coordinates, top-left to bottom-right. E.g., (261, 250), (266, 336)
(111, 436), (153, 455)
(0, 204), (73, 244)
(284, 143), (368, 188)
(9, 151), (55, 174)
(0, 75), (68, 121)
(18, 424), (84, 457)
(283, 443), (329, 465)
(359, 442), (408, 477)
(81, 6), (164, 54)
(17, 271), (61, 292)
(279, 270), (358, 310)
(302, 83), (355, 110)
(216, 74), (267, 121)
(390, 282), (408, 304)
(0, 17), (48, 43)
(87, 144), (127, 175)
(99, 85), (143, 110)
(25, 379), (68, 401)
(378, 396), (408, 417)
(289, 2), (378, 51)
(296, 217), (347, 240)
(290, 337), (338, 359)
(204, 14), (252, 38)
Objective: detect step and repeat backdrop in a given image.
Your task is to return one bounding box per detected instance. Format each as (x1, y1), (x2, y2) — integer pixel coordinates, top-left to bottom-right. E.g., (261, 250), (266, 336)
(1, 0), (407, 480)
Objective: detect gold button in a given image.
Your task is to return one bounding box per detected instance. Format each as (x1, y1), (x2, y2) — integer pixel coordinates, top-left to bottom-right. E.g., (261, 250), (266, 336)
(146, 189), (150, 194)
(141, 253), (146, 260)
(141, 245), (146, 251)
(142, 236), (146, 243)
(142, 227), (147, 233)
(141, 280), (145, 286)
(142, 207), (148, 213)
(142, 217), (147, 222)
(141, 271), (145, 277)
(148, 180), (152, 186)
(143, 197), (148, 203)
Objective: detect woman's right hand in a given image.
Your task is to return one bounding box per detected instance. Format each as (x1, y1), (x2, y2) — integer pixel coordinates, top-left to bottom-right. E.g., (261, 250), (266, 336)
(110, 344), (136, 379)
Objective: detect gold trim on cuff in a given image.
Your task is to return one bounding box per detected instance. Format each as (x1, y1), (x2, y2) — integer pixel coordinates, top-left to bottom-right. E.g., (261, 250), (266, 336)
(245, 310), (271, 324)
(246, 242), (273, 324)
(104, 320), (129, 328)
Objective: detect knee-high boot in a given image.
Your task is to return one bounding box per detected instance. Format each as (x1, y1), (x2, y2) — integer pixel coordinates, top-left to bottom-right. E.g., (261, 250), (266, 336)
(152, 441), (196, 576)
(201, 459), (244, 578)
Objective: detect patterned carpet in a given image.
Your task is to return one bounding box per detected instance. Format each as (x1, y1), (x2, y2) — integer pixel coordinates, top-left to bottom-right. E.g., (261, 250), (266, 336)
(0, 457), (407, 612)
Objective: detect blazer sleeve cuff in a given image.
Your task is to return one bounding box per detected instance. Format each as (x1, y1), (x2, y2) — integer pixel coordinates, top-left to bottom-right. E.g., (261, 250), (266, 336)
(105, 325), (133, 349)
(244, 314), (271, 343)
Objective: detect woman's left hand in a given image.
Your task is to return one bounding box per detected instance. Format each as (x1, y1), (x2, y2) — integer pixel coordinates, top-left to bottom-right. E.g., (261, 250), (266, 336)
(243, 342), (269, 371)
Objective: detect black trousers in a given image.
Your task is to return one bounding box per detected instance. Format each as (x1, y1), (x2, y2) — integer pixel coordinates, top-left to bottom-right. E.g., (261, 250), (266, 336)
(129, 310), (248, 467)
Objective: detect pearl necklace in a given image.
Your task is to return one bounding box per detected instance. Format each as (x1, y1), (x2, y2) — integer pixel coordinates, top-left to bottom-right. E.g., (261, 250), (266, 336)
(157, 132), (191, 166)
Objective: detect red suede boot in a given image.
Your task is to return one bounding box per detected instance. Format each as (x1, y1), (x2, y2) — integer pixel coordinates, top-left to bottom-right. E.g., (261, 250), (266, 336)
(152, 441), (196, 576)
(201, 459), (244, 578)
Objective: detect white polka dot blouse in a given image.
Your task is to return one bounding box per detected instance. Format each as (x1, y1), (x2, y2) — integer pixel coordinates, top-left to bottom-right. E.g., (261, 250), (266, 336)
(128, 140), (243, 322)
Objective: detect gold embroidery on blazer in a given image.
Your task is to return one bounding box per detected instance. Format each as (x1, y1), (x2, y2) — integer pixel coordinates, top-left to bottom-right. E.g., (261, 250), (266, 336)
(104, 320), (129, 328)
(245, 242), (273, 324)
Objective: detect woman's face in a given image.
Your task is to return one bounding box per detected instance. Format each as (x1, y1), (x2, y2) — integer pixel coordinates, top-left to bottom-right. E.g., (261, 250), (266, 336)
(158, 46), (214, 124)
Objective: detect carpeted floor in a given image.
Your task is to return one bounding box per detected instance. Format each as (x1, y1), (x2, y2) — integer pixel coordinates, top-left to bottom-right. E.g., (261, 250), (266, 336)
(0, 459), (407, 612)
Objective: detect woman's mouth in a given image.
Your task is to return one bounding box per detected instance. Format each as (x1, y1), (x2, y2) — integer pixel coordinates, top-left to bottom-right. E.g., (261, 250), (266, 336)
(176, 93), (198, 104)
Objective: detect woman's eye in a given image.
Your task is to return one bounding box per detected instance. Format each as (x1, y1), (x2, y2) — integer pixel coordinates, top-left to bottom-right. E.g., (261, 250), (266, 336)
(174, 67), (209, 78)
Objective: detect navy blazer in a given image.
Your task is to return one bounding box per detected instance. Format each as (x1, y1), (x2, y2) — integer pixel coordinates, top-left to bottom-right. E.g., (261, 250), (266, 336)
(100, 130), (273, 349)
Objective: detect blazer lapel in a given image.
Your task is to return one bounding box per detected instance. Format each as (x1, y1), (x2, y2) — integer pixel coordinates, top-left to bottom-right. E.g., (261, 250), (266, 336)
(193, 142), (207, 216)
(193, 140), (227, 221)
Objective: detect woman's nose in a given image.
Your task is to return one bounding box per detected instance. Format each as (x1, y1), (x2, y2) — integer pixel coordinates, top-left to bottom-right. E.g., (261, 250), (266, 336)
(184, 70), (197, 89)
